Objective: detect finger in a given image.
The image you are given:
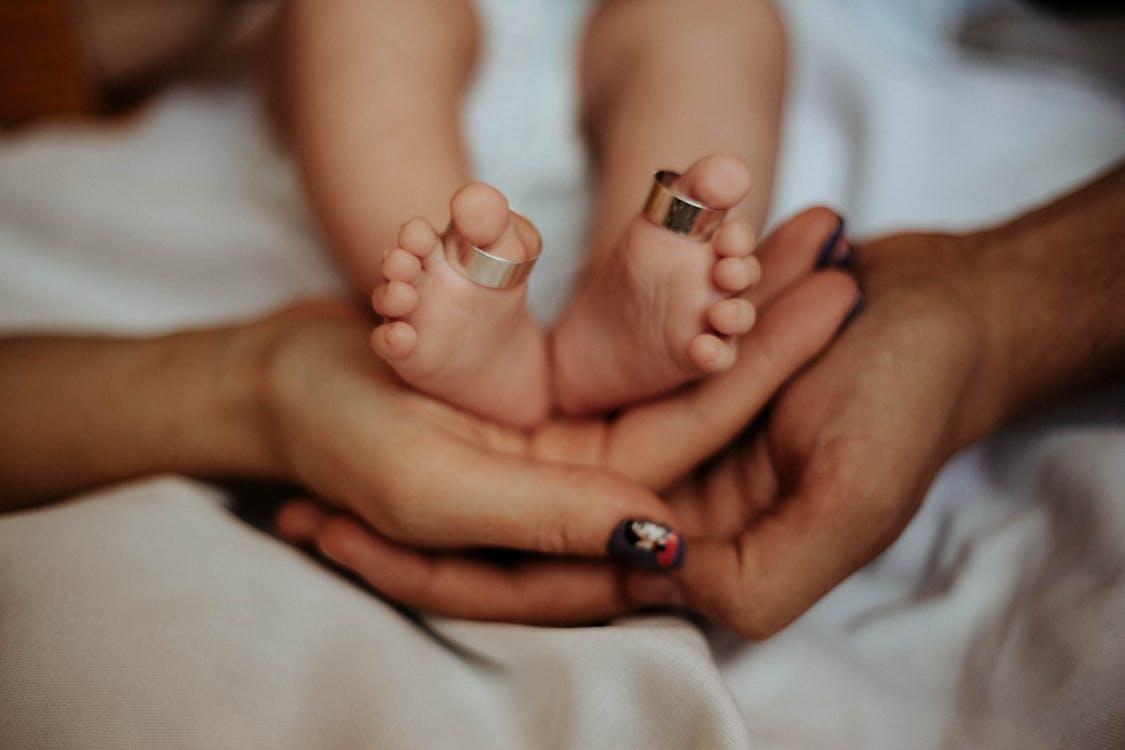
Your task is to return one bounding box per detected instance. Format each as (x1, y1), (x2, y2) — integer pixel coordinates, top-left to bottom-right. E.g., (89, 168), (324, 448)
(745, 207), (845, 310)
(673, 501), (857, 639)
(275, 498), (330, 543)
(608, 270), (858, 490)
(661, 433), (779, 539)
(632, 469), (901, 639)
(371, 444), (687, 570)
(315, 514), (633, 624)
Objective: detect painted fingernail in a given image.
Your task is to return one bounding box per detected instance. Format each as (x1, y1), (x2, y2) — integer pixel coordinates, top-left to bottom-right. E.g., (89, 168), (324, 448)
(814, 214), (847, 270)
(843, 289), (865, 327)
(608, 520), (684, 570)
(831, 242), (857, 270)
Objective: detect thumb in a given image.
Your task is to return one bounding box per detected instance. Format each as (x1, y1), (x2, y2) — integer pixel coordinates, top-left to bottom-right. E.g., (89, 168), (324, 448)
(623, 537), (778, 637)
(371, 445), (687, 571)
(627, 483), (879, 638)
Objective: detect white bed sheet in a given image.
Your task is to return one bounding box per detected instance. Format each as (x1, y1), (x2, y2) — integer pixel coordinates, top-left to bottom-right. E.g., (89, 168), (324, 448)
(1, 1), (1123, 748)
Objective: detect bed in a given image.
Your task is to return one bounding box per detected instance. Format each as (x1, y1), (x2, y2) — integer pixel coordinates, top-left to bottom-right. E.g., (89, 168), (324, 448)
(1, 0), (1123, 747)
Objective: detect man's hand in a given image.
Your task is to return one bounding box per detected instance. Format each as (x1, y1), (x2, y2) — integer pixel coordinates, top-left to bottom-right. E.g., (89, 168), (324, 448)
(630, 232), (992, 635)
(629, 164), (1125, 635)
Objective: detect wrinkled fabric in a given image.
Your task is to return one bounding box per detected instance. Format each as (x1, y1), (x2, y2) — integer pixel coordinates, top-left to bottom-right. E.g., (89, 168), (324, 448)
(1, 1), (1123, 747)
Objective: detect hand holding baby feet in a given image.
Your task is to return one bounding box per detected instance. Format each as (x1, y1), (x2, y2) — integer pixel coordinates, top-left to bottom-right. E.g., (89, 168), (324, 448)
(371, 183), (550, 427)
(552, 154), (759, 415)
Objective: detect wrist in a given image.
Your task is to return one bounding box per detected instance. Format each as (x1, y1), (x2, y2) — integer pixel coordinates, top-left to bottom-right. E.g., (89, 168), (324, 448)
(941, 228), (1026, 442)
(856, 229), (1012, 448)
(930, 232), (1021, 446)
(956, 189), (1125, 437)
(240, 300), (375, 489)
(958, 223), (1024, 411)
(185, 318), (290, 482)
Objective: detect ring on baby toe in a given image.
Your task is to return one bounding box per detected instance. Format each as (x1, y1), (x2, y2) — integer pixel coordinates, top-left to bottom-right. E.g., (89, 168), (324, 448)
(443, 213), (541, 290)
(643, 170), (727, 241)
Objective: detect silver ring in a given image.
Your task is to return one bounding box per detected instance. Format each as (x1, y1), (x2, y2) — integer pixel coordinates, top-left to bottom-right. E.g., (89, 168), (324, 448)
(442, 213), (541, 290)
(643, 170), (727, 241)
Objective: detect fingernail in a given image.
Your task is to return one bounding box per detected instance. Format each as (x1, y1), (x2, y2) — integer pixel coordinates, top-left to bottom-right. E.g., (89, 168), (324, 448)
(843, 289), (865, 327)
(814, 214), (847, 270)
(608, 520), (685, 570)
(832, 242), (857, 270)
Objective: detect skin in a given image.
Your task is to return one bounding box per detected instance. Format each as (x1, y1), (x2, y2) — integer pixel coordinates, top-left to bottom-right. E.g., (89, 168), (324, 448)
(368, 157), (766, 427)
(282, 0), (477, 294)
(279, 163), (1125, 636)
(0, 213), (856, 582)
(370, 185), (553, 428)
(284, 0), (785, 290)
(284, 0), (784, 423)
(551, 154), (762, 415)
(576, 0), (785, 268)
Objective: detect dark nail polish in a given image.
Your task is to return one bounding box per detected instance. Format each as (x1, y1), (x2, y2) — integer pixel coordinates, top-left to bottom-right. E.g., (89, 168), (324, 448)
(608, 520), (684, 570)
(832, 243), (857, 270)
(843, 289), (865, 327)
(815, 215), (847, 270)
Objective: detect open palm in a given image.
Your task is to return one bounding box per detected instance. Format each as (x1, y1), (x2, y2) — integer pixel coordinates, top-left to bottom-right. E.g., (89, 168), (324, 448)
(274, 209), (859, 626)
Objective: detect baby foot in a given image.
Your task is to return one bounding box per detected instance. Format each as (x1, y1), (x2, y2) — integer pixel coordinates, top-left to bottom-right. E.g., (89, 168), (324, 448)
(371, 183), (549, 427)
(552, 154), (759, 415)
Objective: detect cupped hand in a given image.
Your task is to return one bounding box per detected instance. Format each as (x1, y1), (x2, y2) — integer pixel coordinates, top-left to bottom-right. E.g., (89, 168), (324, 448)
(625, 230), (1004, 636)
(271, 208), (858, 624)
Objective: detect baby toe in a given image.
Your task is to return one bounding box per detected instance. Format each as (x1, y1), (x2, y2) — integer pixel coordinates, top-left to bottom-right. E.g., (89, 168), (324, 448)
(399, 218), (441, 258)
(372, 280), (419, 318)
(689, 333), (737, 373)
(713, 219), (757, 257)
(708, 298), (756, 336)
(714, 256), (761, 292)
(371, 321), (418, 360)
(382, 248), (422, 282)
(450, 183), (511, 250)
(675, 154), (752, 210)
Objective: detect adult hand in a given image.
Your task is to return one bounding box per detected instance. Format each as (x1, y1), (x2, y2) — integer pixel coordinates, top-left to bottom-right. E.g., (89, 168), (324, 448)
(272, 209), (858, 623)
(278, 165), (1125, 633)
(0, 207), (850, 560)
(632, 162), (1125, 635)
(625, 230), (995, 635)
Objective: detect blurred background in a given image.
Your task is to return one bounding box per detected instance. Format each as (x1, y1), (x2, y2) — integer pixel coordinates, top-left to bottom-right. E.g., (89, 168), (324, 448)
(1, 2), (1122, 748)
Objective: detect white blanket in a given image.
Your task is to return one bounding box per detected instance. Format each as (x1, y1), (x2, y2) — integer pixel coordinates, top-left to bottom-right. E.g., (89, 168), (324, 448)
(1, 1), (1123, 747)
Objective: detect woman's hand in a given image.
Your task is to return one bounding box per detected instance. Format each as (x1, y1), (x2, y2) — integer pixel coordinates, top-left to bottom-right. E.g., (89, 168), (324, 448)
(0, 205), (851, 620)
(270, 209), (858, 623)
(257, 301), (678, 559)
